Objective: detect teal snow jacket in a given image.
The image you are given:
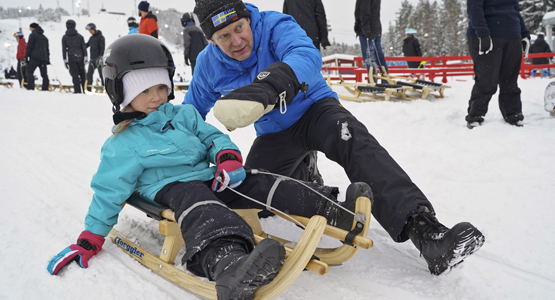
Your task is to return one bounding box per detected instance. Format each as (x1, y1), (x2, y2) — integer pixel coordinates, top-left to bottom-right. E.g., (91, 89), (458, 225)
(84, 103), (240, 236)
(182, 3), (338, 136)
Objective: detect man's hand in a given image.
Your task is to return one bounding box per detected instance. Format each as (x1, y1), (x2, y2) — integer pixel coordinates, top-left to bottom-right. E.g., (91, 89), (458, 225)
(478, 35), (493, 55)
(64, 58), (69, 69)
(321, 38), (331, 50)
(213, 62), (302, 131)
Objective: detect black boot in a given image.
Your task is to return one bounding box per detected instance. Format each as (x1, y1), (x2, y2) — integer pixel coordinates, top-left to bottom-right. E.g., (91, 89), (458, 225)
(504, 112), (524, 127)
(210, 238), (286, 300)
(465, 115), (484, 129)
(406, 207), (485, 275)
(325, 182), (373, 231)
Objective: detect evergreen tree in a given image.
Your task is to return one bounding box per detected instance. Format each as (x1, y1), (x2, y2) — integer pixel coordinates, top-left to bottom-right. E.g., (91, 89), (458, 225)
(519, 0), (555, 33)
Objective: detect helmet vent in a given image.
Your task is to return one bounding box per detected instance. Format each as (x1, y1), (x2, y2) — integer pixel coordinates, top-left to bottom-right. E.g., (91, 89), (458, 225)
(130, 61), (145, 65)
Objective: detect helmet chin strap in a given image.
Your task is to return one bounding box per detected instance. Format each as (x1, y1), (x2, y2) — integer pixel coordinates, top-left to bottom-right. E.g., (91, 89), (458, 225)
(113, 111), (147, 125)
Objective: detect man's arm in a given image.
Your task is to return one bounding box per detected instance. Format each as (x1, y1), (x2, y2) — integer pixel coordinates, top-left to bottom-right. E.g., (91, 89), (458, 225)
(315, 0), (329, 42)
(467, 0), (489, 37)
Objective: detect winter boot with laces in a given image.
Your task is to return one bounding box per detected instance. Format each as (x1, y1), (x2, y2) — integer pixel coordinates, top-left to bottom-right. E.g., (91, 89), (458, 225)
(406, 206), (485, 275)
(325, 182), (373, 231)
(208, 238), (286, 300)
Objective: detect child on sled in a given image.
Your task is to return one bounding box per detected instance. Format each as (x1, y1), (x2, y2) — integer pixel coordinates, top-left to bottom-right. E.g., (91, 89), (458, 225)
(46, 34), (368, 300)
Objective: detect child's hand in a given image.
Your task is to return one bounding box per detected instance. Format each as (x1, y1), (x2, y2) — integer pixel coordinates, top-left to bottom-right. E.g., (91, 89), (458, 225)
(47, 231), (105, 275)
(212, 150), (246, 192)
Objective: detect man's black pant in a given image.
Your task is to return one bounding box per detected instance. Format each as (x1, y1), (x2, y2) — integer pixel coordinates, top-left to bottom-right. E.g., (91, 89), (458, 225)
(25, 59), (49, 91)
(68, 56), (86, 93)
(245, 98), (433, 242)
(467, 36), (523, 119)
(86, 57), (104, 91)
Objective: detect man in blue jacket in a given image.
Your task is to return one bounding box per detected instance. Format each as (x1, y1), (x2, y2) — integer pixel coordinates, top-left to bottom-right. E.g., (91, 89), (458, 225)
(465, 0), (530, 128)
(183, 0), (485, 275)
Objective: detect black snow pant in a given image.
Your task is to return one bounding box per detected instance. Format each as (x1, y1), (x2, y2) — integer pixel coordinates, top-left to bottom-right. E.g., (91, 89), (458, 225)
(245, 97), (433, 242)
(467, 35), (523, 120)
(25, 59), (49, 91)
(68, 56), (86, 93)
(86, 57), (104, 91)
(153, 173), (337, 278)
(16, 60), (26, 88)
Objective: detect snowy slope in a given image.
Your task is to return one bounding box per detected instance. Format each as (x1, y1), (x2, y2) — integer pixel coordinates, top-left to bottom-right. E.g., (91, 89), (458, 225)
(1, 13), (555, 300)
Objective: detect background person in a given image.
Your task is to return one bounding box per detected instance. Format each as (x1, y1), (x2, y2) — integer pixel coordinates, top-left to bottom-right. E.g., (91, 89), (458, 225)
(355, 0), (389, 82)
(181, 12), (208, 76)
(85, 23), (105, 91)
(25, 22), (50, 91)
(13, 31), (27, 87)
(62, 19), (87, 94)
(127, 17), (139, 34)
(283, 0), (331, 51)
(138, 1), (159, 38)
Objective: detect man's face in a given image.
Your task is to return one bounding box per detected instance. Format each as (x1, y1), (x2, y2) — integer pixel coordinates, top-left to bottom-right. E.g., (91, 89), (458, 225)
(210, 18), (253, 61)
(29, 27), (35, 32)
(88, 29), (95, 35)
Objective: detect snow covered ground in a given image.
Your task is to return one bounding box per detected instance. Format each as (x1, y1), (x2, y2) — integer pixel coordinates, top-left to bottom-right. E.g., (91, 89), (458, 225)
(1, 12), (555, 300)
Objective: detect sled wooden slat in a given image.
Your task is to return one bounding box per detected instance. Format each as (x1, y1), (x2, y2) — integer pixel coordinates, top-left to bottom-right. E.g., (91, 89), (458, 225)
(108, 229), (218, 299)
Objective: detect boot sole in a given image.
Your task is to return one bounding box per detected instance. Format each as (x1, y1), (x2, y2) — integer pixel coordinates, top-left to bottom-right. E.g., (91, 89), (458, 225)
(227, 239), (286, 299)
(426, 222), (485, 275)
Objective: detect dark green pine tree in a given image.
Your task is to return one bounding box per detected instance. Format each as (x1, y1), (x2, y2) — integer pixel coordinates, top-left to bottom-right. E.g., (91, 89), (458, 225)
(519, 0), (555, 33)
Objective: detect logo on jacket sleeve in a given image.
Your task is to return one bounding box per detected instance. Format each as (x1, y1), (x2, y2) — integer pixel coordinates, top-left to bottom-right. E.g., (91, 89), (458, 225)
(257, 71), (270, 80)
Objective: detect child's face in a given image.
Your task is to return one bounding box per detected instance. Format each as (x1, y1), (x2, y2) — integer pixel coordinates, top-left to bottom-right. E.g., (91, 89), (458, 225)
(129, 84), (168, 114)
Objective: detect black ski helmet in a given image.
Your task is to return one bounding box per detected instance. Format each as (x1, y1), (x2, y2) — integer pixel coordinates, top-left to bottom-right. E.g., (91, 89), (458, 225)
(102, 34), (175, 115)
(66, 19), (76, 29)
(85, 23), (96, 30)
(127, 17), (137, 25)
(181, 12), (194, 27)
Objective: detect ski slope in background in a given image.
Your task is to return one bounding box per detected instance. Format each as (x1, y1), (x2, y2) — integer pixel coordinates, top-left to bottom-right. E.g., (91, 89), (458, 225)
(1, 12), (555, 300)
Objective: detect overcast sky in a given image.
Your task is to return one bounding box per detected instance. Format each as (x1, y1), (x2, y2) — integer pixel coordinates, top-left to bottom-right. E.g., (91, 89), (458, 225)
(13, 0), (412, 44)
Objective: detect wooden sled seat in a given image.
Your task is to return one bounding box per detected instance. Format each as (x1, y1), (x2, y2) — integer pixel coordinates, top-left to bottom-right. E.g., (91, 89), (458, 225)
(0, 80), (14, 88)
(174, 83), (189, 93)
(108, 192), (372, 299)
(377, 66), (449, 99)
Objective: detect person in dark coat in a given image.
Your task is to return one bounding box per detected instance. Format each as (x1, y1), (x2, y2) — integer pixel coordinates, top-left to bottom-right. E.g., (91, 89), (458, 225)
(85, 23), (106, 91)
(465, 0), (530, 127)
(283, 0), (331, 51)
(402, 28), (424, 69)
(354, 0), (389, 82)
(181, 12), (208, 76)
(62, 19), (87, 93)
(529, 32), (552, 77)
(13, 31), (27, 87)
(25, 23), (50, 91)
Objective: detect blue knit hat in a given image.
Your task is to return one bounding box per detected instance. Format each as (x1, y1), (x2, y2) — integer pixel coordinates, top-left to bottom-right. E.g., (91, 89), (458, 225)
(138, 1), (150, 12)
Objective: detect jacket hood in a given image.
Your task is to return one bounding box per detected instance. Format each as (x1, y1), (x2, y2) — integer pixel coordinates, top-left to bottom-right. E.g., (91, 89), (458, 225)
(34, 26), (44, 35)
(65, 28), (78, 36)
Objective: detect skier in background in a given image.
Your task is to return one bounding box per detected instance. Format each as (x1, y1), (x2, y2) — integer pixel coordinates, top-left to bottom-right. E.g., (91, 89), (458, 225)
(127, 17), (139, 34)
(62, 19), (87, 94)
(138, 1), (159, 39)
(85, 23), (105, 91)
(529, 32), (552, 78)
(185, 0), (485, 276)
(13, 31), (27, 87)
(283, 0), (331, 51)
(25, 22), (50, 91)
(181, 12), (208, 76)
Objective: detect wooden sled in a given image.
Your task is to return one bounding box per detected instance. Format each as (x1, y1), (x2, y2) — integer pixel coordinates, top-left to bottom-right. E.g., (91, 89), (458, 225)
(84, 80), (106, 94)
(174, 83), (189, 93)
(0, 80), (14, 88)
(377, 66), (450, 99)
(327, 68), (411, 102)
(108, 192), (372, 299)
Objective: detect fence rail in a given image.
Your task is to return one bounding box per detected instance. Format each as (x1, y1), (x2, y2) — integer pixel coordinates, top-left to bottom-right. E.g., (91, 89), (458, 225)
(321, 53), (555, 83)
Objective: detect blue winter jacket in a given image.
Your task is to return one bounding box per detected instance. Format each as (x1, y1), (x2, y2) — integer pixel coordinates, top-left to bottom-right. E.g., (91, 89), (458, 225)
(466, 0), (529, 39)
(182, 3), (337, 136)
(128, 26), (139, 34)
(84, 103), (239, 237)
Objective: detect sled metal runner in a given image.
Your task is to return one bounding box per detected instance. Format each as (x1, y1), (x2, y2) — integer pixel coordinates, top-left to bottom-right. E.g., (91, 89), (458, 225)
(108, 192), (372, 299)
(327, 67), (411, 102)
(377, 66), (450, 100)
